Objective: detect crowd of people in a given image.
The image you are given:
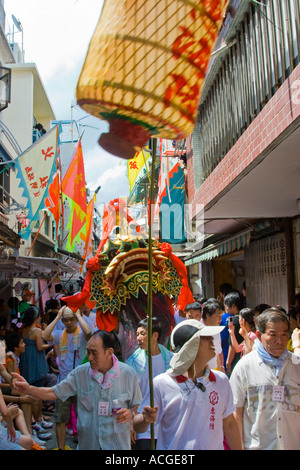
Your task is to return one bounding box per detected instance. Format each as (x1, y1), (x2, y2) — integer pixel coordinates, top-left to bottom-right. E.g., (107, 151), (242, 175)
(0, 280), (300, 450)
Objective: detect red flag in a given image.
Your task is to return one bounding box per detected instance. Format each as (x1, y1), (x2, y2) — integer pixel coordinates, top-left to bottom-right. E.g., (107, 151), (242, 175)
(81, 194), (96, 267)
(61, 140), (87, 251)
(70, 205), (86, 242)
(61, 140), (86, 213)
(96, 203), (115, 255)
(44, 170), (61, 233)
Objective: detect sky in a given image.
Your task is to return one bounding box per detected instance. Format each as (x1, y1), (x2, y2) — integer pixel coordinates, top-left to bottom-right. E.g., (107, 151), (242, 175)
(4, 0), (130, 209)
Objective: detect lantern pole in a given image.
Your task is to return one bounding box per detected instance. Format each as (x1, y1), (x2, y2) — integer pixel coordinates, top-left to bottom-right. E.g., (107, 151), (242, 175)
(147, 137), (156, 451)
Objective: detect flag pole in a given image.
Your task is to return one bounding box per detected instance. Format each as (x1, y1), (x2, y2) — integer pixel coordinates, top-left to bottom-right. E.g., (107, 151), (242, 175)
(27, 212), (47, 257)
(147, 138), (156, 451)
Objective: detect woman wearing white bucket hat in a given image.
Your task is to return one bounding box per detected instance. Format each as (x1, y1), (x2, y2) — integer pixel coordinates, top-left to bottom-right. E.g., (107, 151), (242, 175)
(133, 319), (242, 450)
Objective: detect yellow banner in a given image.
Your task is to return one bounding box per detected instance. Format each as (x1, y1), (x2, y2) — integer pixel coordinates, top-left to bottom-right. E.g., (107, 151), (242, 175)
(127, 147), (150, 191)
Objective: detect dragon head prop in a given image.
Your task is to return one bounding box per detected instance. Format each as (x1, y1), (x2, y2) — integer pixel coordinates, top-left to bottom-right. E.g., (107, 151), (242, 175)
(62, 238), (194, 358)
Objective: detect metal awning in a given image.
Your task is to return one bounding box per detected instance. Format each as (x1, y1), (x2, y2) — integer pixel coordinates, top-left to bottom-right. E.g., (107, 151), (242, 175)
(184, 219), (273, 266)
(185, 230), (251, 266)
(0, 256), (76, 279)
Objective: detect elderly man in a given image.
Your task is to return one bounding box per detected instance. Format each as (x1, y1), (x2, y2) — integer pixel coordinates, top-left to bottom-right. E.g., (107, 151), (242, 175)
(42, 305), (92, 449)
(12, 330), (142, 450)
(230, 308), (300, 450)
(133, 319), (242, 450)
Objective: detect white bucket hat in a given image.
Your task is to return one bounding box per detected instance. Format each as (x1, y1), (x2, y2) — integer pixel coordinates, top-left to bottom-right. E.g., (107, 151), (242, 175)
(169, 319), (224, 375)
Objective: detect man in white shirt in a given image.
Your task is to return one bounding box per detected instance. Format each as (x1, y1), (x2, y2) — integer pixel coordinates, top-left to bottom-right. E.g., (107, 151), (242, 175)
(230, 307), (300, 450)
(42, 306), (91, 449)
(126, 317), (173, 449)
(11, 330), (141, 450)
(133, 319), (242, 450)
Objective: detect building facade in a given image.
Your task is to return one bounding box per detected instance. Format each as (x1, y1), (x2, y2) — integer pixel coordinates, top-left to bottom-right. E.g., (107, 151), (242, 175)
(0, 3), (78, 307)
(184, 0), (300, 311)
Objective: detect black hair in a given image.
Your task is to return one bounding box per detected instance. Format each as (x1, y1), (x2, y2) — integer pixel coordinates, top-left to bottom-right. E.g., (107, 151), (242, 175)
(195, 296), (207, 304)
(219, 283), (233, 296)
(239, 307), (255, 330)
(137, 317), (163, 342)
(253, 303), (271, 315)
(55, 284), (63, 293)
(90, 330), (116, 350)
(295, 293), (300, 311)
(224, 291), (244, 311)
(45, 299), (60, 311)
(202, 300), (223, 320)
(5, 333), (22, 353)
(185, 302), (202, 311)
(288, 306), (300, 321)
(22, 306), (40, 326)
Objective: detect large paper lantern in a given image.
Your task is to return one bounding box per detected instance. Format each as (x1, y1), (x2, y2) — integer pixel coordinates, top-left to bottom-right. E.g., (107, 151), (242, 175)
(76, 0), (228, 158)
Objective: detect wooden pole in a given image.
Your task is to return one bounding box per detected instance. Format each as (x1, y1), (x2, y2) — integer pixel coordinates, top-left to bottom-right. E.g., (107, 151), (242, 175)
(27, 212), (47, 256)
(147, 138), (156, 450)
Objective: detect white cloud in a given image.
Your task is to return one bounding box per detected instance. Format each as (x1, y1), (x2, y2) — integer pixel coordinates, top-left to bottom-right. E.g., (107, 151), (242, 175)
(85, 145), (129, 204)
(5, 0), (102, 83)
(4, 0), (130, 205)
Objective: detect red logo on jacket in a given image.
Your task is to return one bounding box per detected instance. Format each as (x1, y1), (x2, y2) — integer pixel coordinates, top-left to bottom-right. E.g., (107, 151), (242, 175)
(209, 391), (219, 405)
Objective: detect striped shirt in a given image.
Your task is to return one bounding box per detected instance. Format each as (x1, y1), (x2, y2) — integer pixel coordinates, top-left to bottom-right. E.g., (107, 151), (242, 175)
(53, 361), (142, 450)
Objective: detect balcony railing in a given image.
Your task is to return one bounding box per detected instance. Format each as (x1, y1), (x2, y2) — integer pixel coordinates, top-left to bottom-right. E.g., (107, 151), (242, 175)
(192, 0), (300, 187)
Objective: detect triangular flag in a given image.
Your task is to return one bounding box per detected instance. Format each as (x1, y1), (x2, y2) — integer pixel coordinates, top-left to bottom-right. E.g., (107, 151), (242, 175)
(15, 125), (61, 239)
(44, 169), (61, 240)
(80, 194), (96, 273)
(61, 140), (87, 251)
(70, 204), (86, 242)
(82, 194), (96, 257)
(127, 147), (150, 192)
(62, 140), (87, 213)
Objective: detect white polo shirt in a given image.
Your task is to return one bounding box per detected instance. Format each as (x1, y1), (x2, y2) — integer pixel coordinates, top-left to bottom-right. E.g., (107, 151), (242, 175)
(230, 349), (300, 450)
(139, 369), (235, 450)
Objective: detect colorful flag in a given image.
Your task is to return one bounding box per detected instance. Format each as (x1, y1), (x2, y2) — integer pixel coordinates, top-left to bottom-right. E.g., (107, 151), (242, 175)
(15, 125), (61, 240)
(127, 147), (150, 192)
(96, 202), (117, 255)
(155, 139), (186, 244)
(156, 139), (178, 209)
(44, 169), (61, 244)
(61, 140), (87, 251)
(159, 162), (186, 244)
(81, 193), (96, 264)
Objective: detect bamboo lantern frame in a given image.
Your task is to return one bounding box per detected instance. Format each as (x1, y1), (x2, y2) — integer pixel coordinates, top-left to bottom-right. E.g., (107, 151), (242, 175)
(76, 0), (229, 159)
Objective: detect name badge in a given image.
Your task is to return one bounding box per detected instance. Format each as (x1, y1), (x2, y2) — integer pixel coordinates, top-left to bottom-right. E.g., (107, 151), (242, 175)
(98, 401), (109, 416)
(273, 385), (285, 402)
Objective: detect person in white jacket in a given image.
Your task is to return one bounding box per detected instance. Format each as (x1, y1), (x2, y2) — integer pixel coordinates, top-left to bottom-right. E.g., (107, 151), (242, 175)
(133, 319), (242, 450)
(230, 307), (300, 450)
